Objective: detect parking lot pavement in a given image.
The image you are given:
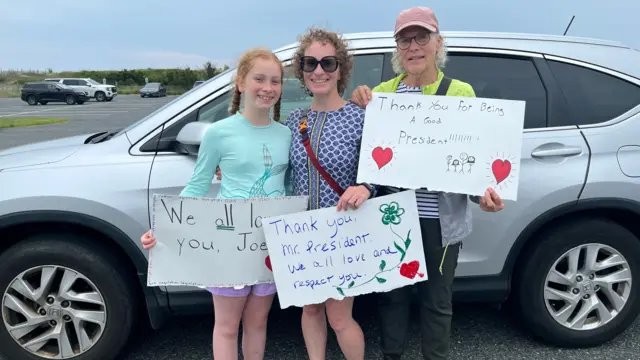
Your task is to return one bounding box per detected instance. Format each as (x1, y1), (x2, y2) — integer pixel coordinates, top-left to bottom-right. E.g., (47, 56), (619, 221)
(116, 299), (638, 360)
(0, 95), (176, 150)
(1, 300), (637, 360)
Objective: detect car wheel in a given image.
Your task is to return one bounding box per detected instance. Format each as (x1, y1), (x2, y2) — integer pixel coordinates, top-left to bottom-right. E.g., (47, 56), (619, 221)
(27, 95), (38, 106)
(65, 95), (76, 105)
(0, 234), (138, 360)
(516, 218), (640, 347)
(95, 92), (106, 102)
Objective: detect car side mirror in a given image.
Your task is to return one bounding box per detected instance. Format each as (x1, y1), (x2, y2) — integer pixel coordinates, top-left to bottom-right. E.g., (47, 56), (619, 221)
(176, 122), (211, 156)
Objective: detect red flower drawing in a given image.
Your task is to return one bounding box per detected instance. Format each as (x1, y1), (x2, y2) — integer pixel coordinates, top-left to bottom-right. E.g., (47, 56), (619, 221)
(399, 260), (424, 279)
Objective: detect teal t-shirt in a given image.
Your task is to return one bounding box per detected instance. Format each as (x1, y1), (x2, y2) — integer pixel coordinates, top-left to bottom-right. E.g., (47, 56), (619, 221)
(180, 113), (292, 199)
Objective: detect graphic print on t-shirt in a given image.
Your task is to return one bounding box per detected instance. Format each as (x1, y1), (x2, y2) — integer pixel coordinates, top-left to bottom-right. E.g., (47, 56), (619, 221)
(221, 144), (288, 198)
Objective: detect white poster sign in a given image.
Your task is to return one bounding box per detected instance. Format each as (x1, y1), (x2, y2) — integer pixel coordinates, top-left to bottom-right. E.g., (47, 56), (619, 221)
(147, 194), (309, 288)
(356, 93), (526, 200)
(262, 190), (425, 308)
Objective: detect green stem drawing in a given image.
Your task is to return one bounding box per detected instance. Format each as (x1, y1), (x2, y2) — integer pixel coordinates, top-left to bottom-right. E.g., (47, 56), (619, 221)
(335, 201), (414, 297)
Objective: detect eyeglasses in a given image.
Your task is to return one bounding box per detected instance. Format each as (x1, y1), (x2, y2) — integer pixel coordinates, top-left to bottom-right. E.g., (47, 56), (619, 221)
(396, 32), (433, 50)
(300, 56), (339, 73)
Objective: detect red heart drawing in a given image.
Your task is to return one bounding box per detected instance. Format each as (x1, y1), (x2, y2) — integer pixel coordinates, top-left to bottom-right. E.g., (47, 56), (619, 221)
(372, 147), (393, 169)
(399, 261), (424, 279)
(265, 256), (272, 271)
(491, 159), (512, 185)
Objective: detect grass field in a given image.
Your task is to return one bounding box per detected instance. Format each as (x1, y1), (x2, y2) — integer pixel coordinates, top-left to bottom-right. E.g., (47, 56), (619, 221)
(0, 117), (68, 128)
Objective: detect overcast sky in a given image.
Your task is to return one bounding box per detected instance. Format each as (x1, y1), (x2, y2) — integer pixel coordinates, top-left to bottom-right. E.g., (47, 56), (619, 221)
(0, 0), (636, 72)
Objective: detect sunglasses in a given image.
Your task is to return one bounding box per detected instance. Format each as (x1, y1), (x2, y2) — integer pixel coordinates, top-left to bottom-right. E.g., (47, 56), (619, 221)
(396, 32), (433, 50)
(300, 56), (339, 73)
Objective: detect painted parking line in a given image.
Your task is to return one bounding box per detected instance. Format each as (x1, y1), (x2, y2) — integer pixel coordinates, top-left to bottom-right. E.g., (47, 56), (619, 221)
(0, 107), (72, 118)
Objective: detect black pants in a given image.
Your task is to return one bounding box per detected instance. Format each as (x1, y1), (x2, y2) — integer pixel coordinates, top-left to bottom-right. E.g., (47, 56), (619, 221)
(378, 218), (460, 360)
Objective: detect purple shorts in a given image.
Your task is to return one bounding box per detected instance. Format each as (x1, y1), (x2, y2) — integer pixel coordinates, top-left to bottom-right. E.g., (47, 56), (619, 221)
(206, 283), (277, 297)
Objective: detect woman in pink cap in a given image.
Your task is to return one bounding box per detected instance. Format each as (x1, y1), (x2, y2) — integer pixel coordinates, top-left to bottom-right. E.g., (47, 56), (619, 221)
(351, 6), (505, 360)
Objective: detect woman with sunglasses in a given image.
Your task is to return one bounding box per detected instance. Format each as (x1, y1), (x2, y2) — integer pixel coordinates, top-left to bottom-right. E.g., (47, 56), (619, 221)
(286, 27), (375, 360)
(214, 27), (373, 359)
(350, 7), (505, 360)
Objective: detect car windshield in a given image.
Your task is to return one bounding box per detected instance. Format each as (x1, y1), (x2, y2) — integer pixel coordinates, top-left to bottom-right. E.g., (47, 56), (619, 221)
(144, 83), (160, 89)
(114, 67), (236, 137)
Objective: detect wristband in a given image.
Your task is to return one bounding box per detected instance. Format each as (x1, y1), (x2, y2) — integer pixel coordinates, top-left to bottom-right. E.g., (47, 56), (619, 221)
(356, 183), (374, 198)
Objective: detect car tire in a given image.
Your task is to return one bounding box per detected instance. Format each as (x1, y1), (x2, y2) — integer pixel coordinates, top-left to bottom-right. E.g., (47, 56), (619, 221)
(95, 92), (106, 102)
(106, 97), (113, 102)
(0, 233), (138, 360)
(27, 95), (38, 106)
(65, 95), (76, 105)
(516, 218), (640, 348)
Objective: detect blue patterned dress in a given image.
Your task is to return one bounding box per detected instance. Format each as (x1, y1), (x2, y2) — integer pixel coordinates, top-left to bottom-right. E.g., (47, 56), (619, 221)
(285, 102), (366, 210)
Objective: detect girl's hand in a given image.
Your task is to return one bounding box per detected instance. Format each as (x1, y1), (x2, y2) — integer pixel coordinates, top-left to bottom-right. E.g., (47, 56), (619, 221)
(336, 185), (371, 211)
(215, 166), (222, 181)
(141, 230), (156, 250)
(479, 188), (505, 212)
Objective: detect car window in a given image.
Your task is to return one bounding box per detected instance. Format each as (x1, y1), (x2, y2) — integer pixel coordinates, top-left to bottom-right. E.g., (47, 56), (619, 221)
(440, 54), (548, 129)
(141, 54), (386, 152)
(199, 53), (385, 124)
(547, 60), (640, 126)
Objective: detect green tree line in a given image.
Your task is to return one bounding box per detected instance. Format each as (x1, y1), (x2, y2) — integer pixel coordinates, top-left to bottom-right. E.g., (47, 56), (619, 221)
(4, 62), (230, 88)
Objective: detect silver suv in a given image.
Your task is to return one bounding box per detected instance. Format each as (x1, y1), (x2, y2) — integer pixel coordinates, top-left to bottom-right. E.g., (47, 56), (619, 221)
(1, 31), (640, 360)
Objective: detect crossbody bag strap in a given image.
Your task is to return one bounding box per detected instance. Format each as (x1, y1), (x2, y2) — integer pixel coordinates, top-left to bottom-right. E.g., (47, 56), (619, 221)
(298, 109), (345, 196)
(435, 76), (452, 96)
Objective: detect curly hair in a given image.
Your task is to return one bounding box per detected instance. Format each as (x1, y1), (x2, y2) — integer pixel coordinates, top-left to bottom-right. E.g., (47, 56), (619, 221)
(292, 27), (353, 96)
(229, 48), (283, 121)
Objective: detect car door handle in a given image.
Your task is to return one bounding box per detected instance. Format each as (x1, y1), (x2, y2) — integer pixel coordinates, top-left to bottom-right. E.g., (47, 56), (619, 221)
(531, 147), (583, 158)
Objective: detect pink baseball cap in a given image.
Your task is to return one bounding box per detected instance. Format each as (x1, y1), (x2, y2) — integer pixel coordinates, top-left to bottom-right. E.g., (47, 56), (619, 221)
(394, 7), (439, 37)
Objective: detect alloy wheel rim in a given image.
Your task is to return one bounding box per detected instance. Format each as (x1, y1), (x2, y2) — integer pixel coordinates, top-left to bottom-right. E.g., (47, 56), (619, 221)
(2, 265), (107, 359)
(544, 243), (632, 331)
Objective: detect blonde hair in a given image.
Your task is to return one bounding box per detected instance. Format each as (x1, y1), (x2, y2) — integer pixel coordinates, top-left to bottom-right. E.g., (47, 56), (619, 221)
(391, 34), (449, 74)
(292, 27), (353, 96)
(229, 48), (283, 121)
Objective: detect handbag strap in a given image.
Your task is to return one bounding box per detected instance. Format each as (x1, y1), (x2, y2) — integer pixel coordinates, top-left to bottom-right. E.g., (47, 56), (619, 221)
(436, 76), (452, 96)
(298, 109), (345, 196)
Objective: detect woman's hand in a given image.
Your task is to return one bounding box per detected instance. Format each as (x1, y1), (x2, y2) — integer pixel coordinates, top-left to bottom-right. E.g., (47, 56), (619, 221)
(215, 166), (221, 181)
(141, 230), (156, 250)
(336, 185), (371, 211)
(479, 188), (505, 212)
(350, 85), (373, 108)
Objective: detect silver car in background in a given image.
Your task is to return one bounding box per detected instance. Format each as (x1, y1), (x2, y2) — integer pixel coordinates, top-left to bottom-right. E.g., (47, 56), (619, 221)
(1, 31), (640, 360)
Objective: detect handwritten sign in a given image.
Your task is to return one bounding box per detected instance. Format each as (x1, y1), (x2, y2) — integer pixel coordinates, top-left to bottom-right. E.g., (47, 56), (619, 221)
(356, 93), (526, 200)
(262, 190), (425, 308)
(147, 194), (309, 288)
